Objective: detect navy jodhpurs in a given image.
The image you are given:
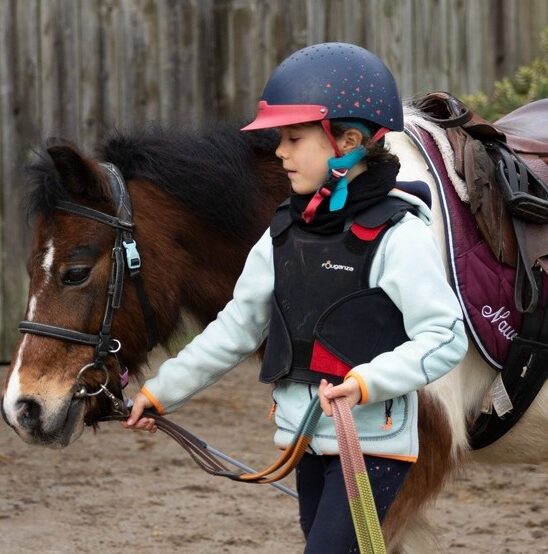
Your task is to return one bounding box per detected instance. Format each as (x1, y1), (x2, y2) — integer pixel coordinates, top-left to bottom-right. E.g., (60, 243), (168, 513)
(296, 453), (411, 554)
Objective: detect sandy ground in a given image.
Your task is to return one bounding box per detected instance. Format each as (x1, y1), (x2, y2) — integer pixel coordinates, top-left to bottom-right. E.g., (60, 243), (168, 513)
(0, 362), (546, 554)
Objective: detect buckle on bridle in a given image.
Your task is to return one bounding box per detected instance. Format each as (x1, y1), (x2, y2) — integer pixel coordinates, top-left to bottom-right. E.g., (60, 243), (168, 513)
(74, 363), (109, 398)
(123, 239), (141, 270)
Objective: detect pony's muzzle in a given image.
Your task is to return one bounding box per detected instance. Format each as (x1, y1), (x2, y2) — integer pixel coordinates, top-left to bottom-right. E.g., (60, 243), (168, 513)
(2, 390), (85, 447)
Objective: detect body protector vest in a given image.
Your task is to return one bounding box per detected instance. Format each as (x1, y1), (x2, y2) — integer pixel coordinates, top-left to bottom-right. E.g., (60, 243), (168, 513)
(260, 196), (419, 386)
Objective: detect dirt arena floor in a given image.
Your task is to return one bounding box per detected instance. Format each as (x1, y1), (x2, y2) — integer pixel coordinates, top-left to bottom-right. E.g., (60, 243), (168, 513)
(1, 362), (546, 553)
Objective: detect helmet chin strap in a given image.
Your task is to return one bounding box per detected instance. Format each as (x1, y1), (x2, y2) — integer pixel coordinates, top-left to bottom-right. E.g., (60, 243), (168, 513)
(327, 146), (367, 210)
(301, 122), (390, 222)
(321, 119), (343, 156)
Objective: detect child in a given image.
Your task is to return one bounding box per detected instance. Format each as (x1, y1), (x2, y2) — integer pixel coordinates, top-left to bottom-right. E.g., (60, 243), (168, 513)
(123, 42), (467, 553)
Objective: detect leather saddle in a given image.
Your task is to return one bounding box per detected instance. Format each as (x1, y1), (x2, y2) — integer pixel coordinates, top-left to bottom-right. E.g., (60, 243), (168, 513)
(412, 92), (548, 313)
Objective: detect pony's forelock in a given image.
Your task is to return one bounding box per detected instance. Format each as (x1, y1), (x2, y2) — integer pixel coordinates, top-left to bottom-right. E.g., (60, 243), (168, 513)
(25, 144), (69, 221)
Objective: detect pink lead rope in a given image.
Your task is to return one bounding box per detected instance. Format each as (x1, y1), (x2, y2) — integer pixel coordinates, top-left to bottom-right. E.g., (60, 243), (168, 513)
(332, 397), (387, 554)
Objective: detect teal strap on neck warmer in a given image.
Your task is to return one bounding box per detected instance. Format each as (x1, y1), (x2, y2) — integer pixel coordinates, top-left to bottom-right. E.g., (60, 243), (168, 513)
(327, 145), (367, 211)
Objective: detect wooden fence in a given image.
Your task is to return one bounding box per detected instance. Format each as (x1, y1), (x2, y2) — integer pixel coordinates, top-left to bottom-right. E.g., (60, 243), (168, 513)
(1, 0), (547, 360)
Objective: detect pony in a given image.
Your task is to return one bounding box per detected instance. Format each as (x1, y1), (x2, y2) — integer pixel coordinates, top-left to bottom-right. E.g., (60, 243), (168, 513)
(1, 113), (547, 552)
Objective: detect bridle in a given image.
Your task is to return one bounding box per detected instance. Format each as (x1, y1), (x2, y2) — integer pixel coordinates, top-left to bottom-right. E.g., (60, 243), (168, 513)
(19, 162), (157, 403)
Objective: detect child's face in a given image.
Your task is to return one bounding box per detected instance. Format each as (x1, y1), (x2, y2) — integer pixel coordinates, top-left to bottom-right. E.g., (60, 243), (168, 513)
(275, 125), (337, 194)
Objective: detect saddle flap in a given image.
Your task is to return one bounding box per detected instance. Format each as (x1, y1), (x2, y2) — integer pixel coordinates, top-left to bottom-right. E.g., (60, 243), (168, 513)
(495, 99), (548, 154)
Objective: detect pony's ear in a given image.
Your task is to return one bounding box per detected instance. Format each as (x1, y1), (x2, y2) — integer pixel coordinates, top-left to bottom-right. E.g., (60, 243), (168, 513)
(47, 144), (107, 200)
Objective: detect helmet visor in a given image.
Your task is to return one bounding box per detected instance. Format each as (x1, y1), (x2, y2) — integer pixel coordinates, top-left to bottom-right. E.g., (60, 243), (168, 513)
(241, 100), (328, 131)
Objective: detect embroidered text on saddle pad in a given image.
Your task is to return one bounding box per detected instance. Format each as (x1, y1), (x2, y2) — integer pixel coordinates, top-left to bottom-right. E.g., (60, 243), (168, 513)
(409, 126), (529, 369)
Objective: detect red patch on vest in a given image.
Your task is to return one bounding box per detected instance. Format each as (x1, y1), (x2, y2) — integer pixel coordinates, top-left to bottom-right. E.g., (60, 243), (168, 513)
(350, 223), (386, 241)
(310, 340), (351, 378)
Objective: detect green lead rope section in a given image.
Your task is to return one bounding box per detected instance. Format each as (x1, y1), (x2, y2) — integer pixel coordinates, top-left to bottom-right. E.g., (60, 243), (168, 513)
(332, 397), (386, 554)
(233, 394), (323, 483)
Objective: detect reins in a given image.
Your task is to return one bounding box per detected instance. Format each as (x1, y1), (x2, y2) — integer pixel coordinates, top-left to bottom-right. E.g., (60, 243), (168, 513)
(99, 393), (386, 553)
(99, 395), (322, 488)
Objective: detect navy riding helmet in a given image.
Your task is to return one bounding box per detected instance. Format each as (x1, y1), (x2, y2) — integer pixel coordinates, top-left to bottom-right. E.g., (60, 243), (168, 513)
(241, 42), (403, 133)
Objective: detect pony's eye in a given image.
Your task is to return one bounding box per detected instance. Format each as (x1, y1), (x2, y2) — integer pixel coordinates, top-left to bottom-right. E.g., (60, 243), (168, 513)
(62, 267), (91, 285)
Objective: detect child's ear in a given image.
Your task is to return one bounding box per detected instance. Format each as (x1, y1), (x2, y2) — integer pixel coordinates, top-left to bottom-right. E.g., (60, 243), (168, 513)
(339, 128), (364, 153)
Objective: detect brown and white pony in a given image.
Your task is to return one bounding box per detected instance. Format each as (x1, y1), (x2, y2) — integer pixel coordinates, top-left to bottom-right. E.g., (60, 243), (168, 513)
(2, 117), (546, 552)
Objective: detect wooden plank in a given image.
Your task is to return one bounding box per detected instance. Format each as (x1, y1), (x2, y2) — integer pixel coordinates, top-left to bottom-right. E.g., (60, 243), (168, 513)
(40, 0), (63, 135)
(215, 0), (314, 120)
(443, 0), (474, 95)
(119, 1), (141, 127)
(520, 0), (548, 62)
(0, 0), (11, 361)
(499, 0), (520, 77)
(126, 0), (160, 125)
(412, 0), (449, 94)
(0, 0), (32, 361)
(306, 0), (328, 44)
(325, 0), (365, 44)
(366, 0), (414, 98)
(60, 0), (81, 141)
(13, 0), (40, 271)
(99, 0), (123, 130)
(157, 0), (189, 125)
(497, 0), (547, 77)
(39, 0), (82, 139)
(115, 0), (162, 128)
(79, 0), (103, 152)
(157, 0), (215, 127)
(464, 0), (496, 94)
(196, 0), (216, 123)
(214, 0), (249, 118)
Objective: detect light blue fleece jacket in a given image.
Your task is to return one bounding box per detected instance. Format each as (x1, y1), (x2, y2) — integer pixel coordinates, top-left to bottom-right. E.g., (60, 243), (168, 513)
(142, 188), (467, 461)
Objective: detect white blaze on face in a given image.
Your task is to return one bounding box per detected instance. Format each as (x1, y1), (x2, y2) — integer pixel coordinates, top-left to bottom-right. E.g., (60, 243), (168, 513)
(3, 336), (26, 425)
(3, 238), (56, 426)
(42, 239), (55, 284)
(27, 295), (38, 321)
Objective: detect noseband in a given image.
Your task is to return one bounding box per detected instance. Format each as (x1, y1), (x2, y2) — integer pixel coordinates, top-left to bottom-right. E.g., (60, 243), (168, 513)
(19, 162), (157, 399)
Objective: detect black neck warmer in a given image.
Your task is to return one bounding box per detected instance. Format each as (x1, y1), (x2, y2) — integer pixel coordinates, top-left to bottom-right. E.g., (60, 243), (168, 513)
(289, 160), (400, 234)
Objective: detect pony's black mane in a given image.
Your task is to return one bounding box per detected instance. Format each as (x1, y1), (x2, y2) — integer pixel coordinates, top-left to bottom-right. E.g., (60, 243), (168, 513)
(26, 124), (280, 237)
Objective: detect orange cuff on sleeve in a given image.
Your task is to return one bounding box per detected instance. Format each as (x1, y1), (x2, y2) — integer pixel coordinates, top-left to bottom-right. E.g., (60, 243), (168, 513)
(345, 370), (368, 404)
(141, 386), (165, 415)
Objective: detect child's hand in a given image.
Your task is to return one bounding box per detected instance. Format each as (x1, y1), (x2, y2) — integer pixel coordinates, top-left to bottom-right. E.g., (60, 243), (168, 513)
(120, 392), (158, 433)
(319, 377), (361, 417)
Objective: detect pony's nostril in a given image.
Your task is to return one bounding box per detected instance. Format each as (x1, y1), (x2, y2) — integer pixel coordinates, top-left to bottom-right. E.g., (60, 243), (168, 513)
(16, 399), (42, 431)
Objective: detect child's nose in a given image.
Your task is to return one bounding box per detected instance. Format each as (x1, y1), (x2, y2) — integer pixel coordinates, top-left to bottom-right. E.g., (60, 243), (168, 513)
(275, 144), (287, 160)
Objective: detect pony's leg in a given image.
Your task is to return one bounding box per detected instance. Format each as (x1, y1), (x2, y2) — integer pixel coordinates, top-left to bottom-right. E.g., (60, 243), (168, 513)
(381, 390), (467, 552)
(386, 511), (441, 554)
